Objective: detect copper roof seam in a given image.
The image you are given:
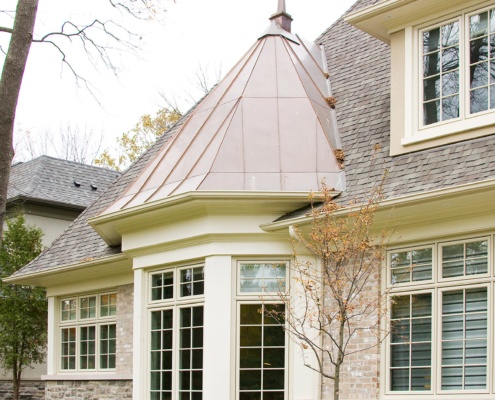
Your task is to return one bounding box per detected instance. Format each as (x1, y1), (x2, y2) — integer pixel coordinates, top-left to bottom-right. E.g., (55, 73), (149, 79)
(167, 100), (241, 197)
(203, 99), (242, 176)
(123, 40), (265, 208)
(274, 38), (283, 189)
(281, 37), (339, 153)
(282, 37), (329, 108)
(142, 42), (268, 202)
(296, 34), (327, 76)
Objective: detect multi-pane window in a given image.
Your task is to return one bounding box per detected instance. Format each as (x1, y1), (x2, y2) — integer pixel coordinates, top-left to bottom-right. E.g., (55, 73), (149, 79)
(387, 236), (492, 395)
(59, 292), (117, 372)
(149, 265), (205, 400)
(239, 262), (286, 293)
(237, 261), (287, 400)
(421, 6), (495, 127)
(239, 304), (286, 400)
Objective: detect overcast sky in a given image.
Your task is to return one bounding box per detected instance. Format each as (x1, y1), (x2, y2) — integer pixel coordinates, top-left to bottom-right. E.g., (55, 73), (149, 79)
(1, 0), (357, 159)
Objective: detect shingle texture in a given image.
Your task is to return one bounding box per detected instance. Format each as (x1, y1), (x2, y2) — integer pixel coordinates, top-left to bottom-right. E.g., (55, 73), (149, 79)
(8, 156), (121, 209)
(11, 117), (189, 277)
(13, 0), (495, 277)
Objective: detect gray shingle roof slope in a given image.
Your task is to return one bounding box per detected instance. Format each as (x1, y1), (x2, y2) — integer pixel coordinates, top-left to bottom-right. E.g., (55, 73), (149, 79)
(8, 156), (121, 209)
(316, 0), (495, 205)
(12, 0), (495, 277)
(11, 116), (190, 278)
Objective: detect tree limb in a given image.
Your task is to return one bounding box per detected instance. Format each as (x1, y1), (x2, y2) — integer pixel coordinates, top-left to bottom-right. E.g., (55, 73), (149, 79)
(0, 26), (13, 34)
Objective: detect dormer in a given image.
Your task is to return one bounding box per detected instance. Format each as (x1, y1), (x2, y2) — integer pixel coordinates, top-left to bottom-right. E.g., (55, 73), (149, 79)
(346, 0), (495, 155)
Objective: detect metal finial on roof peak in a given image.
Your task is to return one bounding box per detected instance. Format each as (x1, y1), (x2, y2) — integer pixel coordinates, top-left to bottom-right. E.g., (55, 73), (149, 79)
(270, 0), (293, 33)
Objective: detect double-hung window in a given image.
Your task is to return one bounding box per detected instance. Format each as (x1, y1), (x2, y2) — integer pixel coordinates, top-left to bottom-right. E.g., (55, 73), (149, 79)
(237, 261), (288, 400)
(419, 5), (495, 129)
(148, 265), (204, 400)
(387, 237), (491, 396)
(59, 292), (117, 372)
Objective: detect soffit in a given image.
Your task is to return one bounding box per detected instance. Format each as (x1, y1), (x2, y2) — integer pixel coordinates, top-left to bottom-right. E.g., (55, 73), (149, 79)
(345, 0), (490, 43)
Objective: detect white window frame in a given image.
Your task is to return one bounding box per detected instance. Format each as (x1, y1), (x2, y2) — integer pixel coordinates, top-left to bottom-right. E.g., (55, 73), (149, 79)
(147, 264), (205, 400)
(235, 260), (289, 400)
(58, 291), (117, 373)
(402, 2), (495, 146)
(385, 235), (494, 398)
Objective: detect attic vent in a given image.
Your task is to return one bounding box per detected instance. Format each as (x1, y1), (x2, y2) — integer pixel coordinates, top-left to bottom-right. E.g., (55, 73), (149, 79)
(90, 184), (97, 191)
(74, 181), (81, 188)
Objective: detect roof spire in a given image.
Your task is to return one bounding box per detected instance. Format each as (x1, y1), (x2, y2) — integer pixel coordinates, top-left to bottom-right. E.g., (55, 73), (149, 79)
(270, 0), (293, 33)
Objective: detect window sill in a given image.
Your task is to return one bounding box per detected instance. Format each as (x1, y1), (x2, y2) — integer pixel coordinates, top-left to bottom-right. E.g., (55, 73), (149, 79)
(42, 373), (132, 381)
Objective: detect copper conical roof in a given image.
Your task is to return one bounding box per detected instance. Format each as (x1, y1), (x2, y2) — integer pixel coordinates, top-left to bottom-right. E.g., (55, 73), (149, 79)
(104, 7), (345, 214)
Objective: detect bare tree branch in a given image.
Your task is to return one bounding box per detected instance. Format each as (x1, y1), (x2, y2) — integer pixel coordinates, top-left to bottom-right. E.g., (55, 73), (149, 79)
(0, 26), (13, 34)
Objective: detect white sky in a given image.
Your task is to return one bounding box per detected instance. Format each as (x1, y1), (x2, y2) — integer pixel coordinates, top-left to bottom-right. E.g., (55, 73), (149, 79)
(1, 0), (357, 157)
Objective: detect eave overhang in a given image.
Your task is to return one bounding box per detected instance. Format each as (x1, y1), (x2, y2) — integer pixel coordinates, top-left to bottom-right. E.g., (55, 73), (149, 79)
(7, 195), (86, 212)
(89, 190), (339, 246)
(261, 179), (495, 239)
(3, 254), (131, 287)
(345, 0), (490, 43)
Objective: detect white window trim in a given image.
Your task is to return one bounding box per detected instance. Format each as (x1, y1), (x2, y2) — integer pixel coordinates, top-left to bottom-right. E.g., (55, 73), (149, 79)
(384, 234), (495, 398)
(57, 291), (117, 373)
(146, 264), (205, 400)
(402, 2), (495, 146)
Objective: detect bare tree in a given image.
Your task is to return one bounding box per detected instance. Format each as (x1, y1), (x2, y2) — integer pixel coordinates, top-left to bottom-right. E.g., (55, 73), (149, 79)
(0, 0), (174, 242)
(14, 125), (104, 164)
(277, 177), (390, 400)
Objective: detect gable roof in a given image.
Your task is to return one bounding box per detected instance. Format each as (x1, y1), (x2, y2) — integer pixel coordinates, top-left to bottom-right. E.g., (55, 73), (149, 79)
(7, 156), (121, 210)
(10, 0), (495, 281)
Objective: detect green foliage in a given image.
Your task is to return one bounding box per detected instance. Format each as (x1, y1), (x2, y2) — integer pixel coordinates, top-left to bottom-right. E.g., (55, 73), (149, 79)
(0, 215), (46, 384)
(95, 106), (182, 171)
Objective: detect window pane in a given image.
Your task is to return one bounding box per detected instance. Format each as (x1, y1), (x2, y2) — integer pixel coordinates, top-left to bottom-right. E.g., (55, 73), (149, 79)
(424, 101), (440, 125)
(424, 28), (440, 53)
(240, 263), (286, 293)
(150, 310), (174, 399)
(442, 22), (459, 46)
(442, 47), (459, 71)
(471, 87), (489, 113)
(61, 299), (76, 321)
(390, 248), (432, 284)
(441, 288), (487, 390)
(442, 95), (459, 121)
(442, 71), (459, 96)
(411, 368), (431, 391)
(151, 272), (174, 301)
(471, 12), (489, 39)
(424, 76), (440, 100)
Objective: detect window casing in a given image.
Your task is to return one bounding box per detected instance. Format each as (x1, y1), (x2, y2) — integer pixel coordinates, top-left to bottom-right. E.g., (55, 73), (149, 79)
(386, 236), (493, 396)
(237, 261), (288, 400)
(59, 292), (117, 372)
(401, 3), (495, 147)
(148, 265), (205, 400)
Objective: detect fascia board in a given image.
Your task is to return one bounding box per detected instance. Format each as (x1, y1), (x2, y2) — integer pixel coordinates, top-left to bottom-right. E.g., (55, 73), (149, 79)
(89, 191), (335, 246)
(345, 0), (488, 43)
(3, 254), (131, 287)
(261, 179), (495, 232)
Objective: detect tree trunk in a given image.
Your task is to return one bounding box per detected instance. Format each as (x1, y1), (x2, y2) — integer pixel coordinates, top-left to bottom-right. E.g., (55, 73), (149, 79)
(0, 0), (39, 243)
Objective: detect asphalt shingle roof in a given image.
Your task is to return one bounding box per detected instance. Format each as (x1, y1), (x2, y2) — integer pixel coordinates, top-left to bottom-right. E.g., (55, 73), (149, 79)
(8, 156), (121, 210)
(12, 0), (495, 278)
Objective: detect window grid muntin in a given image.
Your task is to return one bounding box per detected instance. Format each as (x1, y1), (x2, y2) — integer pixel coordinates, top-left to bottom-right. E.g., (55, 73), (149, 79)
(238, 302), (287, 400)
(389, 246), (434, 285)
(468, 7), (495, 114)
(440, 286), (488, 391)
(179, 266), (205, 298)
(80, 296), (97, 320)
(238, 261), (287, 294)
(416, 4), (495, 137)
(147, 265), (205, 400)
(440, 238), (489, 279)
(386, 235), (495, 395)
(390, 293), (433, 392)
(422, 18), (461, 126)
(58, 291), (117, 372)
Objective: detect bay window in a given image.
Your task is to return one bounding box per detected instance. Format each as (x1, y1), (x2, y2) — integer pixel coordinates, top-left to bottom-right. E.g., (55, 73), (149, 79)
(148, 265), (204, 400)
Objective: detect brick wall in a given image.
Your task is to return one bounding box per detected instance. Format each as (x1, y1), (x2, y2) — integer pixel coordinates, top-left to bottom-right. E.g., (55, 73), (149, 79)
(45, 380), (132, 399)
(116, 284), (133, 375)
(321, 273), (381, 400)
(0, 380), (45, 400)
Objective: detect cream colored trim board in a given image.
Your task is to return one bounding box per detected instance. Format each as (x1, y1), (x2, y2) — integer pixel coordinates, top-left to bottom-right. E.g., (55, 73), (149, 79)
(42, 373), (132, 381)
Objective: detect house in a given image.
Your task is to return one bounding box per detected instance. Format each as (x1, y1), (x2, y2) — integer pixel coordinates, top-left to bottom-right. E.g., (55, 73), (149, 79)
(5, 0), (495, 399)
(5, 155), (121, 247)
(1, 156), (121, 398)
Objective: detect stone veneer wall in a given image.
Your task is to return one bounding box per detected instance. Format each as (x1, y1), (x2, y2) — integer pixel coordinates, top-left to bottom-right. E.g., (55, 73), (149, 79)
(45, 380), (132, 399)
(0, 380), (45, 399)
(322, 272), (381, 400)
(44, 284), (134, 400)
(116, 284), (134, 375)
